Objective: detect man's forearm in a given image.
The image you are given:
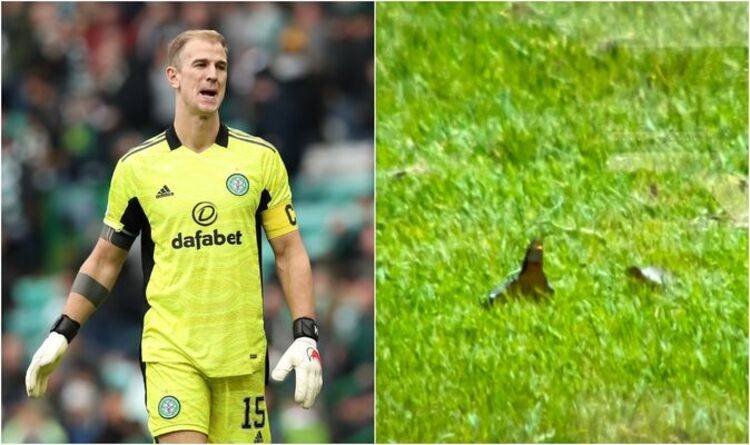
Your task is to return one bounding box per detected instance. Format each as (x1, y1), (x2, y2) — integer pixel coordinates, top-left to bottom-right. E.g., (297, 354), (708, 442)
(62, 238), (128, 325)
(269, 231), (322, 409)
(274, 234), (315, 320)
(26, 236), (129, 398)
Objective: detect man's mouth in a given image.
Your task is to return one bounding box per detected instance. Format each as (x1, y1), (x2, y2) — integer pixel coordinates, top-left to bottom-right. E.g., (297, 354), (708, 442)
(199, 89), (218, 98)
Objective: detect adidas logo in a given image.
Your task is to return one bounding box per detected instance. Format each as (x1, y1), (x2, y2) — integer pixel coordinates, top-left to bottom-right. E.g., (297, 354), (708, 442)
(254, 431), (263, 443)
(156, 185), (174, 199)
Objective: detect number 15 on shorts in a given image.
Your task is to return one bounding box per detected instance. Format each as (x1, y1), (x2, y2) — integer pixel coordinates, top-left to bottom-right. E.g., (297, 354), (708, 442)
(242, 396), (265, 430)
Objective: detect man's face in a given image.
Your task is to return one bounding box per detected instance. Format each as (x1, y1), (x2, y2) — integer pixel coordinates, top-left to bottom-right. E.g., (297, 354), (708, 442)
(170, 39), (228, 114)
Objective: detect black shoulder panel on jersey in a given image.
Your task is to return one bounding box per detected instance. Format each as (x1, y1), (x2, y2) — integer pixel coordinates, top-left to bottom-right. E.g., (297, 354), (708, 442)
(122, 197), (155, 292)
(141, 215), (156, 293)
(120, 197), (147, 236)
(121, 135), (166, 162)
(251, 166), (276, 389)
(116, 197), (155, 291)
(228, 131), (277, 153)
(258, 189), (272, 213)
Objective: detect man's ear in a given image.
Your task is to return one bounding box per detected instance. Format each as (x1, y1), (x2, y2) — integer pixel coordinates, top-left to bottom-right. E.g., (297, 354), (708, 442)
(166, 66), (180, 89)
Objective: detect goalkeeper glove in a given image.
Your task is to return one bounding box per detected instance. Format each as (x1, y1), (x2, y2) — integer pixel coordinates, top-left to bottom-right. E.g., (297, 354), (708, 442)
(25, 315), (79, 398)
(271, 317), (322, 409)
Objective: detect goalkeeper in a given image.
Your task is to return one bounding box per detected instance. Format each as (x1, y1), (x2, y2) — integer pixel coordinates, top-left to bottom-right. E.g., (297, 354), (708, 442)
(25, 29), (322, 444)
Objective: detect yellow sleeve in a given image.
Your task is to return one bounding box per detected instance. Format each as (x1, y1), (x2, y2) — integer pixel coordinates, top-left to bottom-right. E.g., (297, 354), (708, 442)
(261, 151), (298, 239)
(103, 159), (143, 238)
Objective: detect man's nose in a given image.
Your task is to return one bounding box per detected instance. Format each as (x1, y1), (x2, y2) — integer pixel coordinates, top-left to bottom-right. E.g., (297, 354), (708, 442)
(206, 66), (218, 81)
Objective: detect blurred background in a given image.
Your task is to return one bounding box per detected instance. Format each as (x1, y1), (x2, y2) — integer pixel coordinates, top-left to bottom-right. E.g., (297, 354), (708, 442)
(1, 2), (373, 443)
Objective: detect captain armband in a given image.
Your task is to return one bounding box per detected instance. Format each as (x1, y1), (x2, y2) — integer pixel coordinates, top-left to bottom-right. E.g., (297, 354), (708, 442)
(71, 273), (110, 308)
(100, 225), (136, 250)
(262, 202), (298, 239)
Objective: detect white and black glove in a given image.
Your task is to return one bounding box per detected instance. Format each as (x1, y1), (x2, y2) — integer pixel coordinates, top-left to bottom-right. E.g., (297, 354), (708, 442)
(25, 315), (79, 398)
(271, 317), (322, 409)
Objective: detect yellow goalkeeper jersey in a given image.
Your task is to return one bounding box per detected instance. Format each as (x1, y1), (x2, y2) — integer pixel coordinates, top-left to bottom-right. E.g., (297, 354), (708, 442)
(103, 123), (298, 377)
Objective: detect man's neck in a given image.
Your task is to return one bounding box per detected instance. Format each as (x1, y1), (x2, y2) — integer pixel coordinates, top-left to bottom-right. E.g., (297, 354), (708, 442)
(173, 109), (221, 153)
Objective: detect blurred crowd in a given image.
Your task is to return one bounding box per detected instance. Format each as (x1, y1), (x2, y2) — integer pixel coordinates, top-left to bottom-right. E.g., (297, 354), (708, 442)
(2, 2), (373, 443)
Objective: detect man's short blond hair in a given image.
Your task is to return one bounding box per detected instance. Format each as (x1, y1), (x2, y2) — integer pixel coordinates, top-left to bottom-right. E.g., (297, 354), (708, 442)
(167, 30), (228, 68)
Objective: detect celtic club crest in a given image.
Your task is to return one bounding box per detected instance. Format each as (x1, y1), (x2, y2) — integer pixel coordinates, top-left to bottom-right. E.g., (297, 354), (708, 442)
(158, 396), (181, 419)
(226, 173), (250, 196)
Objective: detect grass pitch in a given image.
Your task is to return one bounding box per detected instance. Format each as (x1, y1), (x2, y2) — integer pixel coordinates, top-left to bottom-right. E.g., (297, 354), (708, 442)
(375, 3), (748, 442)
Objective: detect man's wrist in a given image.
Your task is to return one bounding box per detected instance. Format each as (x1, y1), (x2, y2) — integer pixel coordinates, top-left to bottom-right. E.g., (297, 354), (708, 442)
(293, 317), (319, 341)
(50, 314), (80, 343)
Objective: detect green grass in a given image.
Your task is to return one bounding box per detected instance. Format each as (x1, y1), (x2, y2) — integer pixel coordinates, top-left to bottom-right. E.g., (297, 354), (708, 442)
(375, 2), (748, 442)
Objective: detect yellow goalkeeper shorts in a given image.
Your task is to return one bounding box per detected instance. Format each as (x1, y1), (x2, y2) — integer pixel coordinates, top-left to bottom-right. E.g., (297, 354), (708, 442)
(144, 361), (271, 443)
